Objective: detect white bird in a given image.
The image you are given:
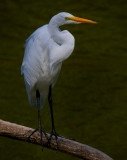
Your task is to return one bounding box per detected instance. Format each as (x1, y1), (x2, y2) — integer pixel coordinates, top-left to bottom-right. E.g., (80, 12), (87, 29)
(21, 12), (96, 150)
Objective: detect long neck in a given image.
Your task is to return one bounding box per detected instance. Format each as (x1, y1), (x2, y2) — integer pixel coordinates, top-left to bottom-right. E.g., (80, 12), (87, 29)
(48, 21), (75, 72)
(48, 21), (64, 45)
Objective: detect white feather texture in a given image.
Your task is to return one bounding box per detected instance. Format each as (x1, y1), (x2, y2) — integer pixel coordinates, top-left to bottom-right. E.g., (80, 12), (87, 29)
(21, 12), (75, 109)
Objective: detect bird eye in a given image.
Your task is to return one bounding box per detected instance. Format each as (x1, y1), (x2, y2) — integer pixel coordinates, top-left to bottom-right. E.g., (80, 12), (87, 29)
(65, 17), (69, 21)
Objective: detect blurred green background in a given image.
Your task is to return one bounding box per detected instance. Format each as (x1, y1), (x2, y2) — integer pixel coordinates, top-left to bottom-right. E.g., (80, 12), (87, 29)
(0, 0), (127, 159)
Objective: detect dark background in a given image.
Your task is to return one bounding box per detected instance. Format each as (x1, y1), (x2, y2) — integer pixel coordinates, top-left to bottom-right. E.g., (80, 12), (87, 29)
(0, 0), (127, 159)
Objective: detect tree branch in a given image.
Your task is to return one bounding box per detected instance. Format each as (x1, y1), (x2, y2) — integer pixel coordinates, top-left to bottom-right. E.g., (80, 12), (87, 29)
(0, 119), (113, 160)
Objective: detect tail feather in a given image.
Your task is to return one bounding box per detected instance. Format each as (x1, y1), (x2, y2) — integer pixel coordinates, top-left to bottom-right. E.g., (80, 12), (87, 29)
(30, 94), (47, 109)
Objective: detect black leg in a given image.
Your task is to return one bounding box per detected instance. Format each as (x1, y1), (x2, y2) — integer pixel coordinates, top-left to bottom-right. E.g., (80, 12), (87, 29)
(27, 90), (47, 151)
(48, 86), (75, 150)
(48, 85), (55, 131)
(48, 85), (59, 151)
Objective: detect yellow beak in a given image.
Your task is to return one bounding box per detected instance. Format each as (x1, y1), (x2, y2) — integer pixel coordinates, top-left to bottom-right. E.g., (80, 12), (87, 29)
(67, 16), (96, 24)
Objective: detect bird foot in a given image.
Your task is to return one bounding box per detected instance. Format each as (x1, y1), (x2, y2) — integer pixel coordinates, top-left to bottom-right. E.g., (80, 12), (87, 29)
(47, 130), (74, 151)
(48, 129), (59, 152)
(27, 127), (48, 151)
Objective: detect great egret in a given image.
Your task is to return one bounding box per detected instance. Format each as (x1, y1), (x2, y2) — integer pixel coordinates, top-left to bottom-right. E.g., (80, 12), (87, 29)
(21, 12), (96, 150)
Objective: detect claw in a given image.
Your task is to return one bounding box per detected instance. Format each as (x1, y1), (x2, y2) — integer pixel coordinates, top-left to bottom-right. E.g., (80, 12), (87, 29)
(27, 128), (39, 142)
(48, 130), (59, 151)
(27, 127), (48, 151)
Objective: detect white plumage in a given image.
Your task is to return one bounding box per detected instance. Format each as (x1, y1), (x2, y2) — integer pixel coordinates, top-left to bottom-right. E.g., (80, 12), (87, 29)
(21, 12), (96, 150)
(21, 12), (75, 109)
(21, 12), (96, 110)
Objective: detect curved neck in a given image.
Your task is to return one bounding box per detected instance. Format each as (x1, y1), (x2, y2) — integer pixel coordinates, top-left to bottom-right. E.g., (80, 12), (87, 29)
(48, 21), (64, 45)
(48, 20), (75, 72)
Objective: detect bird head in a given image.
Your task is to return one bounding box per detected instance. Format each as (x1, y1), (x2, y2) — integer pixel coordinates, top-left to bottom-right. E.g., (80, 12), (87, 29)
(49, 12), (96, 27)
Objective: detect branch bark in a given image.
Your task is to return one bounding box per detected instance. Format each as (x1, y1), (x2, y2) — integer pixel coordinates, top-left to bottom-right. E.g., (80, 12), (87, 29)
(0, 119), (113, 160)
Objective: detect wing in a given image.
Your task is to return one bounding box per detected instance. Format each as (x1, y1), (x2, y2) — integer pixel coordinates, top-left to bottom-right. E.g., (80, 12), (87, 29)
(21, 25), (49, 86)
(21, 25), (50, 105)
